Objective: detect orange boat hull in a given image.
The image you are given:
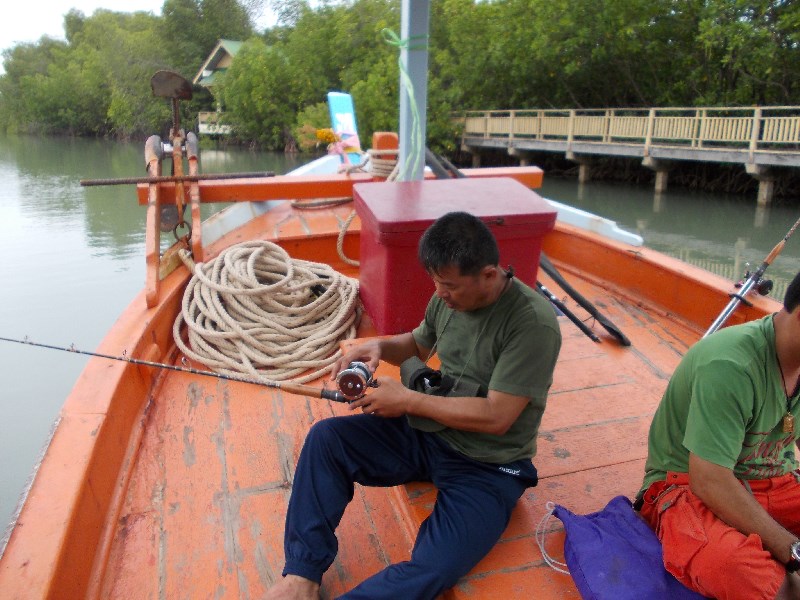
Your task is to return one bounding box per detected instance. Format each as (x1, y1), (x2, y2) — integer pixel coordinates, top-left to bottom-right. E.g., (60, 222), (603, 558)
(0, 183), (779, 599)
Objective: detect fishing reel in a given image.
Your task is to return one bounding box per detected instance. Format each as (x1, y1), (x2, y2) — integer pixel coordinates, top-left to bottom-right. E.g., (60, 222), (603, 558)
(335, 361), (376, 401)
(736, 264), (774, 296)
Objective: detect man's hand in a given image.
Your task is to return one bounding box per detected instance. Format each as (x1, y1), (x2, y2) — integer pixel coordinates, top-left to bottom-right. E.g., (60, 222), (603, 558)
(330, 339), (383, 380)
(350, 377), (529, 436)
(688, 453), (799, 563)
(349, 378), (412, 418)
(330, 333), (428, 381)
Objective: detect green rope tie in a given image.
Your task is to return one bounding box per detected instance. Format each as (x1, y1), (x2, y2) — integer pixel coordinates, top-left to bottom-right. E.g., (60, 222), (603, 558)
(382, 28), (428, 181)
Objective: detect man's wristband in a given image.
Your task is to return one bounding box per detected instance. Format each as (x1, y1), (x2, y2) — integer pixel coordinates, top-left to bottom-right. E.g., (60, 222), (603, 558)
(787, 541), (800, 573)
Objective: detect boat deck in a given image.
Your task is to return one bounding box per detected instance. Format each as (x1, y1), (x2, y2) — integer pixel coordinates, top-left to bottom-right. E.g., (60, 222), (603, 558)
(94, 203), (701, 599)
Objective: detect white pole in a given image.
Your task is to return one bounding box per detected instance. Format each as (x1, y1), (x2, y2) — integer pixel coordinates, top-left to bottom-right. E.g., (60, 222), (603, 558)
(398, 0), (430, 181)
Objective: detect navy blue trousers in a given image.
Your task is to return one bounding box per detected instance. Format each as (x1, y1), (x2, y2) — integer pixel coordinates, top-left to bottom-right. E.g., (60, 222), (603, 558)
(282, 414), (538, 599)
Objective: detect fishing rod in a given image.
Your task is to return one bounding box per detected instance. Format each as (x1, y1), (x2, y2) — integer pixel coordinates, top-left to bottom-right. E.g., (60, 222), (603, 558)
(536, 283), (600, 343)
(539, 254), (631, 346)
(0, 335), (353, 403)
(704, 214), (800, 338)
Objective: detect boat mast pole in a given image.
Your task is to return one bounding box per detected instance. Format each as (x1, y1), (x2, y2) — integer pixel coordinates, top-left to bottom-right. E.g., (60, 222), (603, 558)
(398, 0), (430, 181)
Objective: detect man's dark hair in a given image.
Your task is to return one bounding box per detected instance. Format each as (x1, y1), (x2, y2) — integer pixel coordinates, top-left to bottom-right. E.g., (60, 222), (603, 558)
(785, 270), (800, 312)
(418, 211), (499, 276)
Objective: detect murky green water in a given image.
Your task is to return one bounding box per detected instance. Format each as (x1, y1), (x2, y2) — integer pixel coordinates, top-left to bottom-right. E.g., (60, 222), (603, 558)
(0, 135), (798, 534)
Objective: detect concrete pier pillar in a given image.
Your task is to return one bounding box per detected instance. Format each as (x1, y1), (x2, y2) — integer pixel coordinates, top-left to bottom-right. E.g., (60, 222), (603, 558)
(757, 179), (774, 207)
(642, 157), (670, 194)
(508, 147), (533, 167)
(746, 164), (775, 206)
(654, 170), (669, 194)
(566, 152), (592, 183)
(653, 192), (666, 213)
(461, 144), (481, 168)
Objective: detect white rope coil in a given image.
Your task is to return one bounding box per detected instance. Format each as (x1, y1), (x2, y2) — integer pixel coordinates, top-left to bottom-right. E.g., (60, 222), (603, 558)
(335, 149), (400, 267)
(339, 148), (398, 179)
(366, 148), (399, 179)
(174, 241), (360, 384)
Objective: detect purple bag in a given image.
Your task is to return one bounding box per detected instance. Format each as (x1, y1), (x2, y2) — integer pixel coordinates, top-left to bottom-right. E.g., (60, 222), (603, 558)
(553, 496), (707, 600)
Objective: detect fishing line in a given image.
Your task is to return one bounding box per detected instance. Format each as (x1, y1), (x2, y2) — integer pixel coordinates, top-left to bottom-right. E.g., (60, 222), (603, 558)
(0, 335), (348, 402)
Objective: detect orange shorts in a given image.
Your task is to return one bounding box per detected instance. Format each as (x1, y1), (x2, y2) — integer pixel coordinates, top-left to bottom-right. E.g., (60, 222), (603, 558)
(639, 471), (800, 600)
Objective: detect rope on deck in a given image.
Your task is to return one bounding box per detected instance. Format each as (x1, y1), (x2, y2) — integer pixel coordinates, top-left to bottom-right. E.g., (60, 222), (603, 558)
(174, 241), (360, 384)
(335, 148), (400, 267)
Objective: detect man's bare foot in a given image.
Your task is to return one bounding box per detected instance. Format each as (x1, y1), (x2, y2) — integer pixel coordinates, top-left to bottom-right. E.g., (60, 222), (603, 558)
(263, 574), (320, 600)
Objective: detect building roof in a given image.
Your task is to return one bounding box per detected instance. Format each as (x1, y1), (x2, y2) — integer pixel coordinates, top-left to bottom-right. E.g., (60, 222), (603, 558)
(193, 39), (244, 87)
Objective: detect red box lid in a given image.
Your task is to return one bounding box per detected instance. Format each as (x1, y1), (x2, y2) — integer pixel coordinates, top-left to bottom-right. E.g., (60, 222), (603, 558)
(354, 178), (556, 234)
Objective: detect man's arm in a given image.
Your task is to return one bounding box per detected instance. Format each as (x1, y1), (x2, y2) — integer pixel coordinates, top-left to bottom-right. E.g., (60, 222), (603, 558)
(350, 378), (529, 436)
(688, 452), (799, 563)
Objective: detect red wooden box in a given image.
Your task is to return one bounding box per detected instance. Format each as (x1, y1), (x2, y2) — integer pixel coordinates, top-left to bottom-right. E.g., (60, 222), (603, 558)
(353, 178), (557, 334)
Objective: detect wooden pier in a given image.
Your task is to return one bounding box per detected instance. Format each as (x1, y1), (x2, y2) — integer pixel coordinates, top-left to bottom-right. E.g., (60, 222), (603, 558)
(458, 106), (800, 204)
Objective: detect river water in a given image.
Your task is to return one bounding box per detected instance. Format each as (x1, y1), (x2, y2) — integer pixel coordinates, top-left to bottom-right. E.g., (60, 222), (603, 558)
(0, 135), (798, 533)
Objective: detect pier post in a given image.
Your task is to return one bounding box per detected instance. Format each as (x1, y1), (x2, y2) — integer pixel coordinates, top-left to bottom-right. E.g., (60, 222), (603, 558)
(566, 152), (592, 183)
(642, 157), (671, 194)
(508, 147), (533, 166)
(746, 163), (775, 206)
(460, 144), (481, 167)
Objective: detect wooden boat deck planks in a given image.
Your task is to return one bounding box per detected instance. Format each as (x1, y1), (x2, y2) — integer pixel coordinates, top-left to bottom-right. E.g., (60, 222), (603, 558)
(97, 267), (703, 598)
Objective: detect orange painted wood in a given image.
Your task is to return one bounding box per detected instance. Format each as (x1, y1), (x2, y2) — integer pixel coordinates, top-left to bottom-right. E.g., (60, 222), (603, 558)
(144, 158), (162, 308)
(187, 153), (204, 261)
(135, 167), (544, 205)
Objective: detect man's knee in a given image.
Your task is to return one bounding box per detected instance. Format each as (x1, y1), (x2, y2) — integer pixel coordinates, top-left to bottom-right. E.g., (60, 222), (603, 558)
(303, 417), (348, 450)
(664, 531), (786, 600)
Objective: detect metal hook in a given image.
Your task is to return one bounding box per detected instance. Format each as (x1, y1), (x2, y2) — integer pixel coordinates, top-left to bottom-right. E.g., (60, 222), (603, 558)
(173, 221), (192, 243)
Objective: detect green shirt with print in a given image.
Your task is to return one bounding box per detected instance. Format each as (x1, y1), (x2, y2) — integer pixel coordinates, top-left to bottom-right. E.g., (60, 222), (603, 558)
(411, 277), (562, 464)
(641, 314), (800, 495)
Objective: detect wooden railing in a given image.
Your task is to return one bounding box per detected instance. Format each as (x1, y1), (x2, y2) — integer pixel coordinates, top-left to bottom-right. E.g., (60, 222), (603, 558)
(197, 111), (232, 135)
(459, 106), (800, 154)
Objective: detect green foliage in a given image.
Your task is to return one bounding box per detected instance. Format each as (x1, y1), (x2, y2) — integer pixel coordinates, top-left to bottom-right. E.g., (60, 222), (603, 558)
(1, 0), (799, 146)
(0, 0), (255, 138)
(293, 101), (331, 151)
(217, 38), (296, 149)
(162, 0), (253, 77)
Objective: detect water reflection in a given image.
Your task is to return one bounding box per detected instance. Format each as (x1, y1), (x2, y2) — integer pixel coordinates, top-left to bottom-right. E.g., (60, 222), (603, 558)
(652, 192), (665, 213)
(540, 177), (800, 301)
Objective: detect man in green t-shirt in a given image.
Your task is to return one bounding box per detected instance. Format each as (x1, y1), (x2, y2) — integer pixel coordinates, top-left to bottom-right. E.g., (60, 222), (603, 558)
(638, 270), (800, 600)
(265, 211), (561, 600)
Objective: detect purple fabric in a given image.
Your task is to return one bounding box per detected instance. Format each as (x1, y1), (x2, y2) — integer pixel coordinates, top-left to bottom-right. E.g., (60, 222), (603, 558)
(553, 496), (707, 600)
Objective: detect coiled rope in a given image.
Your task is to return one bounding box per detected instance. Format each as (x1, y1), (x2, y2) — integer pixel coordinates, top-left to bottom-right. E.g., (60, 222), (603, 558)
(174, 241), (360, 384)
(334, 149), (401, 267)
(364, 147), (400, 179)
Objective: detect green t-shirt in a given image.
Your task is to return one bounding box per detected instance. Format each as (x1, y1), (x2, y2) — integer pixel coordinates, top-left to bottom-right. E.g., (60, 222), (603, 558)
(411, 278), (562, 464)
(641, 315), (800, 494)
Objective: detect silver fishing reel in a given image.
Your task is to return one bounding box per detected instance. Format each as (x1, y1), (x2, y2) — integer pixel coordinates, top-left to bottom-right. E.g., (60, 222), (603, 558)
(335, 361), (374, 401)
